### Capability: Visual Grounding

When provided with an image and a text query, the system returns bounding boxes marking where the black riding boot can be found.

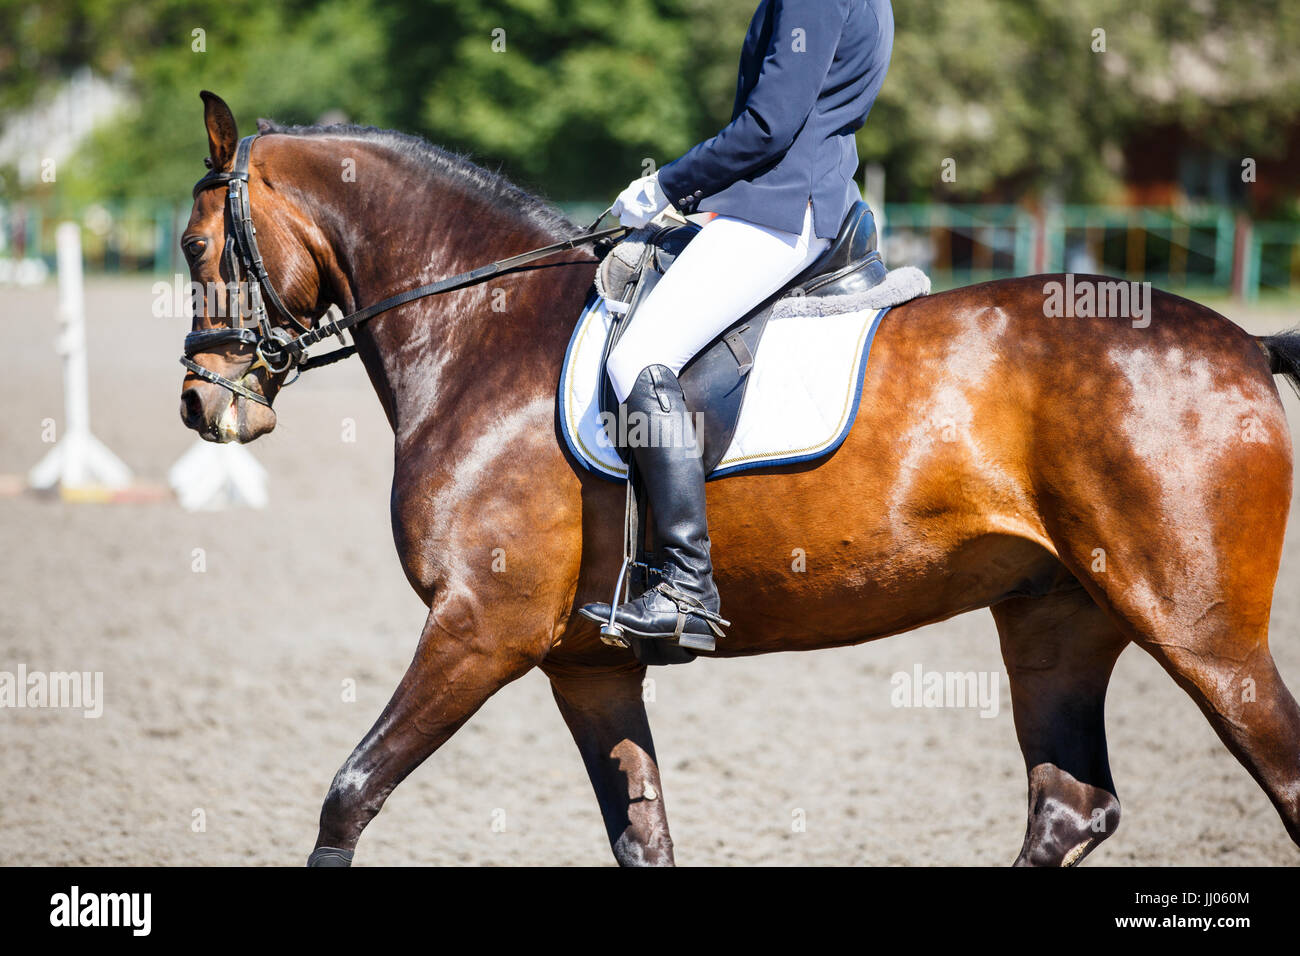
[580,365,728,651]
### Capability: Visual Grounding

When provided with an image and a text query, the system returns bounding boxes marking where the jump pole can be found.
[28,222,133,491]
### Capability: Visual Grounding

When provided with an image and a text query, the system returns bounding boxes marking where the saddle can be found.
[594,202,888,666]
[597,201,888,475]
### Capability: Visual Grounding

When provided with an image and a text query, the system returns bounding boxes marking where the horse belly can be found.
[702,310,1052,655]
[706,493,1053,655]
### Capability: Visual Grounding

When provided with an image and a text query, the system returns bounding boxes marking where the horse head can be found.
[179,91,338,442]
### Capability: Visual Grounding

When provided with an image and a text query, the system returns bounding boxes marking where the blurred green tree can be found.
[33,0,397,203]
[384,0,701,199]
[3,0,1300,205]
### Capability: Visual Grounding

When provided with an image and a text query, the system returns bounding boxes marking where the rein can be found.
[182,133,627,407]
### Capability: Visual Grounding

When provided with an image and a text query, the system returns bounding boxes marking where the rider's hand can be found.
[612,172,669,228]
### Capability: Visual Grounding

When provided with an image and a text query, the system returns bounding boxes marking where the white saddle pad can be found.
[558,266,929,480]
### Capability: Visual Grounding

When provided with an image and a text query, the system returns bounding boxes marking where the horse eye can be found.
[184,238,207,259]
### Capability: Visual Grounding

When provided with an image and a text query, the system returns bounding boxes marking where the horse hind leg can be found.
[1128,613,1300,849]
[1047,410,1300,853]
[991,580,1129,866]
[1079,568,1300,851]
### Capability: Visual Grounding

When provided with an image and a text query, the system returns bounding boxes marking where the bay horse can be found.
[179,92,1300,866]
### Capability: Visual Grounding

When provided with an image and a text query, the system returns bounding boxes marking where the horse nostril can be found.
[181,388,204,428]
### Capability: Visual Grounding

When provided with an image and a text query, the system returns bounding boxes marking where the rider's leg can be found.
[605,205,828,402]
[584,206,828,646]
[585,362,725,648]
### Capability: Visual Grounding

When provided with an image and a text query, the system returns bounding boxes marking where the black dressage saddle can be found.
[597,200,888,476]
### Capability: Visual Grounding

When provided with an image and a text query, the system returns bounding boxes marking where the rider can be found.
[582,0,894,645]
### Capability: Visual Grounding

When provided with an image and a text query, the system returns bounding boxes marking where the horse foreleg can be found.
[546,662,674,866]
[991,583,1129,867]
[310,597,545,866]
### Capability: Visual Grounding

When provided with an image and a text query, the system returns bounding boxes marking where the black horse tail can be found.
[1259,329,1300,399]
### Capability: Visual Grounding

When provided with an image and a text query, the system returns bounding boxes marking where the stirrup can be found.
[598,471,642,650]
[598,554,634,649]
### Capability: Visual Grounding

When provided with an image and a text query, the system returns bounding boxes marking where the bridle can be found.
[182,133,626,407]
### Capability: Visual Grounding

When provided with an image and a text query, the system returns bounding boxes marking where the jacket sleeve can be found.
[657,0,848,213]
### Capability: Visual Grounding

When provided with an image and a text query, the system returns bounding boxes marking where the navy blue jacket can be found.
[657,0,893,240]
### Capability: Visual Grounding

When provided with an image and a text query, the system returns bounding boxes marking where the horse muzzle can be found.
[180,376,276,443]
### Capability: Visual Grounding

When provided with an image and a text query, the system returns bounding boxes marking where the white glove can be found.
[611,172,669,228]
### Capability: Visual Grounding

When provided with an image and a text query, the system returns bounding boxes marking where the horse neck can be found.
[297,139,591,448]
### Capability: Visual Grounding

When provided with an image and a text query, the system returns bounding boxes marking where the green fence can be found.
[880,204,1300,301]
[4,199,1300,302]
[0,199,190,277]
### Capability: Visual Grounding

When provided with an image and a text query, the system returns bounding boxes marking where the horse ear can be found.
[256,117,275,134]
[200,91,238,171]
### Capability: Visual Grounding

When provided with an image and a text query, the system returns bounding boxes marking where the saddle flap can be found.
[595,202,891,477]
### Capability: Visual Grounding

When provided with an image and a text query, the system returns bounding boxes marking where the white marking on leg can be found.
[336,767,371,794]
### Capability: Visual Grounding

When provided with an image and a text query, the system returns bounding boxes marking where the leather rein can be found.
[182,133,627,407]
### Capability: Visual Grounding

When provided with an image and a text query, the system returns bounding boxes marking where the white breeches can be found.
[606,204,830,403]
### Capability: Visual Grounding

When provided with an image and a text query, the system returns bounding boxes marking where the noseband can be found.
[182,133,626,407]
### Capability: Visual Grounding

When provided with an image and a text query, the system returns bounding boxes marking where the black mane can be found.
[258,120,576,235]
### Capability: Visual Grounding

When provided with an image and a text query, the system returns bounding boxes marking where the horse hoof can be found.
[307,846,354,867]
